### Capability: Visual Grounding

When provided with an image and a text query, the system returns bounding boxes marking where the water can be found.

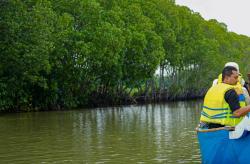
[0,100,202,163]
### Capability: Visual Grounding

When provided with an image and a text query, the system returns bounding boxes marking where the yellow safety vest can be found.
[217,73,246,107]
[200,83,244,127]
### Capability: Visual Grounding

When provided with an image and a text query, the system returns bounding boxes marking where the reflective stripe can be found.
[203,106,229,111]
[230,116,241,118]
[201,111,210,118]
[201,111,228,119]
[211,112,228,118]
[212,116,227,119]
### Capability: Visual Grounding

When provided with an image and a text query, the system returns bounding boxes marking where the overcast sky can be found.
[175,0,250,36]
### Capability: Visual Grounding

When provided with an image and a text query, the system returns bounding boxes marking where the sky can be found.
[175,0,250,37]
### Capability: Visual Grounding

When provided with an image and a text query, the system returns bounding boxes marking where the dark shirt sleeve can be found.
[224,89,240,112]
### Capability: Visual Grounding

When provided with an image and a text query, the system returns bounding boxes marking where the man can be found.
[212,62,250,105]
[200,66,250,129]
[212,62,248,90]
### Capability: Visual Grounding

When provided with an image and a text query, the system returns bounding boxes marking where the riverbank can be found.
[0,90,206,113]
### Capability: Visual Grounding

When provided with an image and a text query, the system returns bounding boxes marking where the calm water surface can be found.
[0,100,202,163]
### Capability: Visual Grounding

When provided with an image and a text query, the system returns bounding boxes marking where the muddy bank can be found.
[86,89,207,108]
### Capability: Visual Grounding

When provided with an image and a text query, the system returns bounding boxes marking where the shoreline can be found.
[0,94,205,113]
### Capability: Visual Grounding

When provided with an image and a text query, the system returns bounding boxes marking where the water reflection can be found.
[0,100,202,163]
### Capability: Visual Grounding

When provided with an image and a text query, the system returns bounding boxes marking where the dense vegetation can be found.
[1,0,250,111]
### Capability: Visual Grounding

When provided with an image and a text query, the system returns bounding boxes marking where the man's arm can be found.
[225,89,250,117]
[233,106,250,117]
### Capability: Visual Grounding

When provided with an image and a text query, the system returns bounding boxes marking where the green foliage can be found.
[0,0,55,110]
[1,0,250,111]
